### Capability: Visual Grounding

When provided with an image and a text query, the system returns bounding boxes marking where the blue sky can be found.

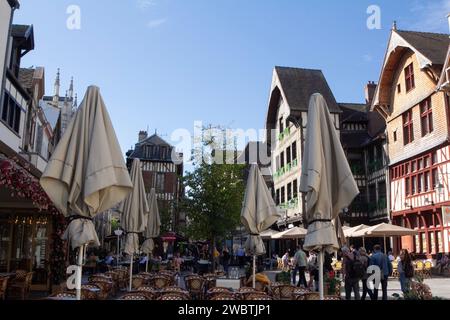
[15,0,450,169]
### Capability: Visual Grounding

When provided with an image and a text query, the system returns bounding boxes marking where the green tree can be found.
[182,125,245,271]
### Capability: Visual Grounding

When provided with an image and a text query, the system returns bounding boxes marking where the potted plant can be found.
[324,271,341,296]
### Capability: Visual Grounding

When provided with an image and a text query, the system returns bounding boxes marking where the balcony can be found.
[274,158,298,180]
[277,127,291,142]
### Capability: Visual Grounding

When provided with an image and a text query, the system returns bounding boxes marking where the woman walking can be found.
[398,249,414,294]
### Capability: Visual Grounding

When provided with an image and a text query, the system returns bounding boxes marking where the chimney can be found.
[365,81,377,106]
[138,130,148,142]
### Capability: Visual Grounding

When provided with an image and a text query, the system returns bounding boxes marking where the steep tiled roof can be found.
[275,66,340,113]
[396,30,450,65]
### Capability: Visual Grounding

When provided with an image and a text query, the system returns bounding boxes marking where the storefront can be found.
[0,154,67,292]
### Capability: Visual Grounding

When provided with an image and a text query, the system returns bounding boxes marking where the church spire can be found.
[53,68,60,106]
[73,93,78,109]
[68,76,74,99]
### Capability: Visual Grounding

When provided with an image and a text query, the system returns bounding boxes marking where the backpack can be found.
[350,255,366,279]
[404,262,414,278]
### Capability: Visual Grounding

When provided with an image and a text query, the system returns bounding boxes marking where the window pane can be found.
[14,105,20,133]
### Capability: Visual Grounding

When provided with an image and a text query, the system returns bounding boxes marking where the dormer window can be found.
[405,63,415,92]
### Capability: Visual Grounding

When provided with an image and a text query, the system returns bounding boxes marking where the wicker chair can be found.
[119,292,150,300]
[324,295,342,300]
[81,284,101,300]
[202,274,217,291]
[158,293,187,300]
[0,277,8,300]
[423,261,432,278]
[131,275,146,289]
[152,275,171,289]
[237,287,257,300]
[207,287,233,299]
[136,286,159,299]
[272,284,295,300]
[303,292,320,300]
[415,261,424,277]
[210,293,236,301]
[90,280,113,300]
[8,271,33,300]
[293,287,311,300]
[160,286,190,298]
[47,292,77,300]
[104,271,120,294]
[246,293,273,301]
[392,261,399,278]
[185,276,205,300]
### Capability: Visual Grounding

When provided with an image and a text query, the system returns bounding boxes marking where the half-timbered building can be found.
[371,25,450,257]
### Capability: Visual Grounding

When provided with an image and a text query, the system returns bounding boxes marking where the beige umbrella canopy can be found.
[352,223,418,238]
[40,85,133,299]
[118,158,149,291]
[260,229,278,240]
[119,158,149,255]
[272,227,307,239]
[344,224,370,238]
[141,188,161,255]
[299,93,359,299]
[241,163,281,288]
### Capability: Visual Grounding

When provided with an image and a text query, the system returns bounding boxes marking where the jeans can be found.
[399,272,411,294]
[345,278,360,300]
[368,278,388,300]
[361,278,372,300]
[292,266,307,287]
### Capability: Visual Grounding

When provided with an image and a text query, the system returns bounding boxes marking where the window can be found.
[393,130,397,142]
[280,152,285,168]
[424,171,430,191]
[281,187,285,204]
[418,173,424,193]
[1,91,22,134]
[411,176,417,194]
[287,183,292,201]
[293,179,298,198]
[279,118,284,134]
[420,98,433,136]
[292,141,297,160]
[276,156,280,171]
[405,177,410,196]
[403,110,414,145]
[397,84,401,93]
[155,173,165,193]
[432,169,439,189]
[276,189,280,205]
[405,63,415,92]
[286,146,291,165]
[36,125,43,156]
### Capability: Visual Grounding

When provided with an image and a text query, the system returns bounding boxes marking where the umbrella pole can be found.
[363,237,365,249]
[76,244,84,300]
[146,253,149,273]
[319,250,324,300]
[384,235,387,254]
[129,254,133,292]
[252,255,256,289]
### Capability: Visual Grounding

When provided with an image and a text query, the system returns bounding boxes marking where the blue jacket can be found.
[369,251,390,279]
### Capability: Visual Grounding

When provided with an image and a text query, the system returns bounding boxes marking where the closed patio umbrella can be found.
[241,164,281,288]
[260,229,278,240]
[40,86,133,300]
[299,93,359,300]
[141,188,161,272]
[351,223,418,253]
[119,158,149,291]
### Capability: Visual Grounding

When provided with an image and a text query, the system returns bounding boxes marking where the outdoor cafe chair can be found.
[158,293,187,300]
[81,284,101,300]
[391,261,399,278]
[151,275,171,289]
[246,293,273,301]
[131,275,146,289]
[46,292,77,300]
[119,292,150,300]
[415,261,425,277]
[8,271,33,300]
[160,287,190,299]
[423,261,432,278]
[185,276,205,300]
[303,292,320,300]
[236,287,257,299]
[0,277,8,300]
[207,287,233,299]
[209,293,236,301]
[271,284,296,300]
[90,279,113,299]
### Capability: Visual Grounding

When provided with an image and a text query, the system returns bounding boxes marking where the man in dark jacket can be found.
[368,244,389,300]
[342,246,361,300]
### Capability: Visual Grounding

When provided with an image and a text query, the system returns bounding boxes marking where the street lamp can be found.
[114,229,123,266]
